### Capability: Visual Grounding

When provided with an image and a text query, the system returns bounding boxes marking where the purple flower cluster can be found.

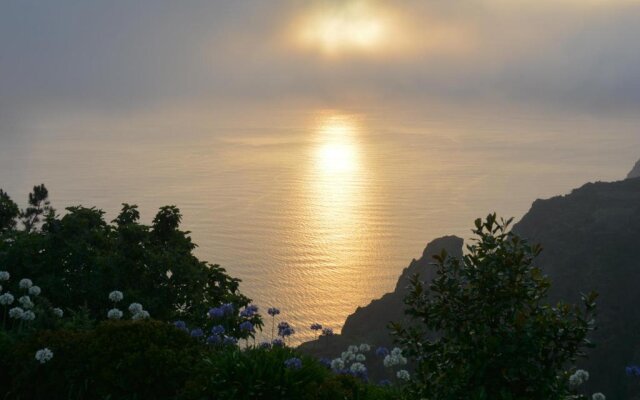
[173,320,188,332]
[375,346,389,358]
[627,365,640,376]
[211,325,225,336]
[267,307,280,316]
[310,323,322,331]
[240,304,258,317]
[272,338,284,347]
[239,321,255,333]
[284,357,302,370]
[190,328,204,338]
[277,322,295,338]
[321,328,334,336]
[208,303,234,318]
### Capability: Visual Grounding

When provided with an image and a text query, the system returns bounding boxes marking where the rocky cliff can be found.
[300,178,640,399]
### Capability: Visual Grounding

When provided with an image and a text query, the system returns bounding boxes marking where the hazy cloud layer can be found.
[1,0,640,136]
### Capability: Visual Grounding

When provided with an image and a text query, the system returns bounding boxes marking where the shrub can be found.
[5,320,200,400]
[392,214,597,400]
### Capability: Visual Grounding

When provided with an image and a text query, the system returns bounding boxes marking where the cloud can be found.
[1,0,639,138]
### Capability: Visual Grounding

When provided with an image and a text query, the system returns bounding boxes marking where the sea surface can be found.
[1,107,638,344]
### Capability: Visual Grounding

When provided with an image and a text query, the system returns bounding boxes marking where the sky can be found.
[1,0,640,139]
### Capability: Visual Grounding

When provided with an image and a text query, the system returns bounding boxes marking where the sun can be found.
[296,1,390,55]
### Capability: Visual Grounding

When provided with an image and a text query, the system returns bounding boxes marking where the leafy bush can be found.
[0,185,259,331]
[182,345,396,400]
[5,320,200,400]
[392,214,597,400]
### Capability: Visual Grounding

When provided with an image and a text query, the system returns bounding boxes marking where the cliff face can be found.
[298,236,463,357]
[628,159,640,179]
[512,179,640,399]
[300,178,640,399]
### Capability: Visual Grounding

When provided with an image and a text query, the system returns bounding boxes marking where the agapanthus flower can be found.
[221,303,234,316]
[174,320,187,330]
[592,393,606,400]
[132,310,150,320]
[359,344,370,352]
[356,354,366,362]
[375,347,389,358]
[52,308,64,318]
[330,358,345,372]
[310,323,322,331]
[271,338,284,347]
[22,310,35,321]
[239,321,255,332]
[277,321,294,337]
[267,307,280,316]
[19,278,33,289]
[208,307,224,318]
[18,295,33,309]
[284,357,302,370]
[396,369,410,381]
[207,334,221,345]
[569,369,589,387]
[128,303,143,314]
[348,345,359,354]
[28,286,41,296]
[223,336,238,346]
[626,365,640,376]
[190,328,204,338]
[35,348,53,364]
[107,308,123,320]
[240,304,258,317]
[350,362,366,374]
[0,271,9,281]
[383,349,408,368]
[259,341,271,349]
[0,292,14,305]
[9,307,24,319]
[341,351,356,362]
[211,325,225,335]
[321,328,334,336]
[108,290,123,302]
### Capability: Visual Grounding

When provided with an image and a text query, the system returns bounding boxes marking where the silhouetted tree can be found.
[20,184,54,232]
[0,189,19,232]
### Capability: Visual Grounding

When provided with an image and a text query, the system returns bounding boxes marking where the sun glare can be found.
[315,115,359,174]
[296,1,390,55]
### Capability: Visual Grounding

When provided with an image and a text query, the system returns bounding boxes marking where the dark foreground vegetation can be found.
[0,185,605,399]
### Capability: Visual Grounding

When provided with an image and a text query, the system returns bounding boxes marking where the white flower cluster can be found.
[331,358,345,371]
[29,286,41,296]
[331,343,371,373]
[350,362,366,374]
[396,369,410,381]
[592,393,605,400]
[383,347,407,368]
[129,302,150,320]
[0,271,10,281]
[35,348,54,364]
[19,295,34,309]
[19,278,33,289]
[107,308,124,320]
[108,290,123,303]
[0,292,14,305]
[52,308,64,318]
[569,369,589,387]
[9,307,24,319]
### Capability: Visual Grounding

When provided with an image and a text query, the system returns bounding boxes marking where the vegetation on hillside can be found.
[0,186,605,399]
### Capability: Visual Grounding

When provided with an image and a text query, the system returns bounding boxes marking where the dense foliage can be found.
[392,214,598,400]
[0,185,257,330]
